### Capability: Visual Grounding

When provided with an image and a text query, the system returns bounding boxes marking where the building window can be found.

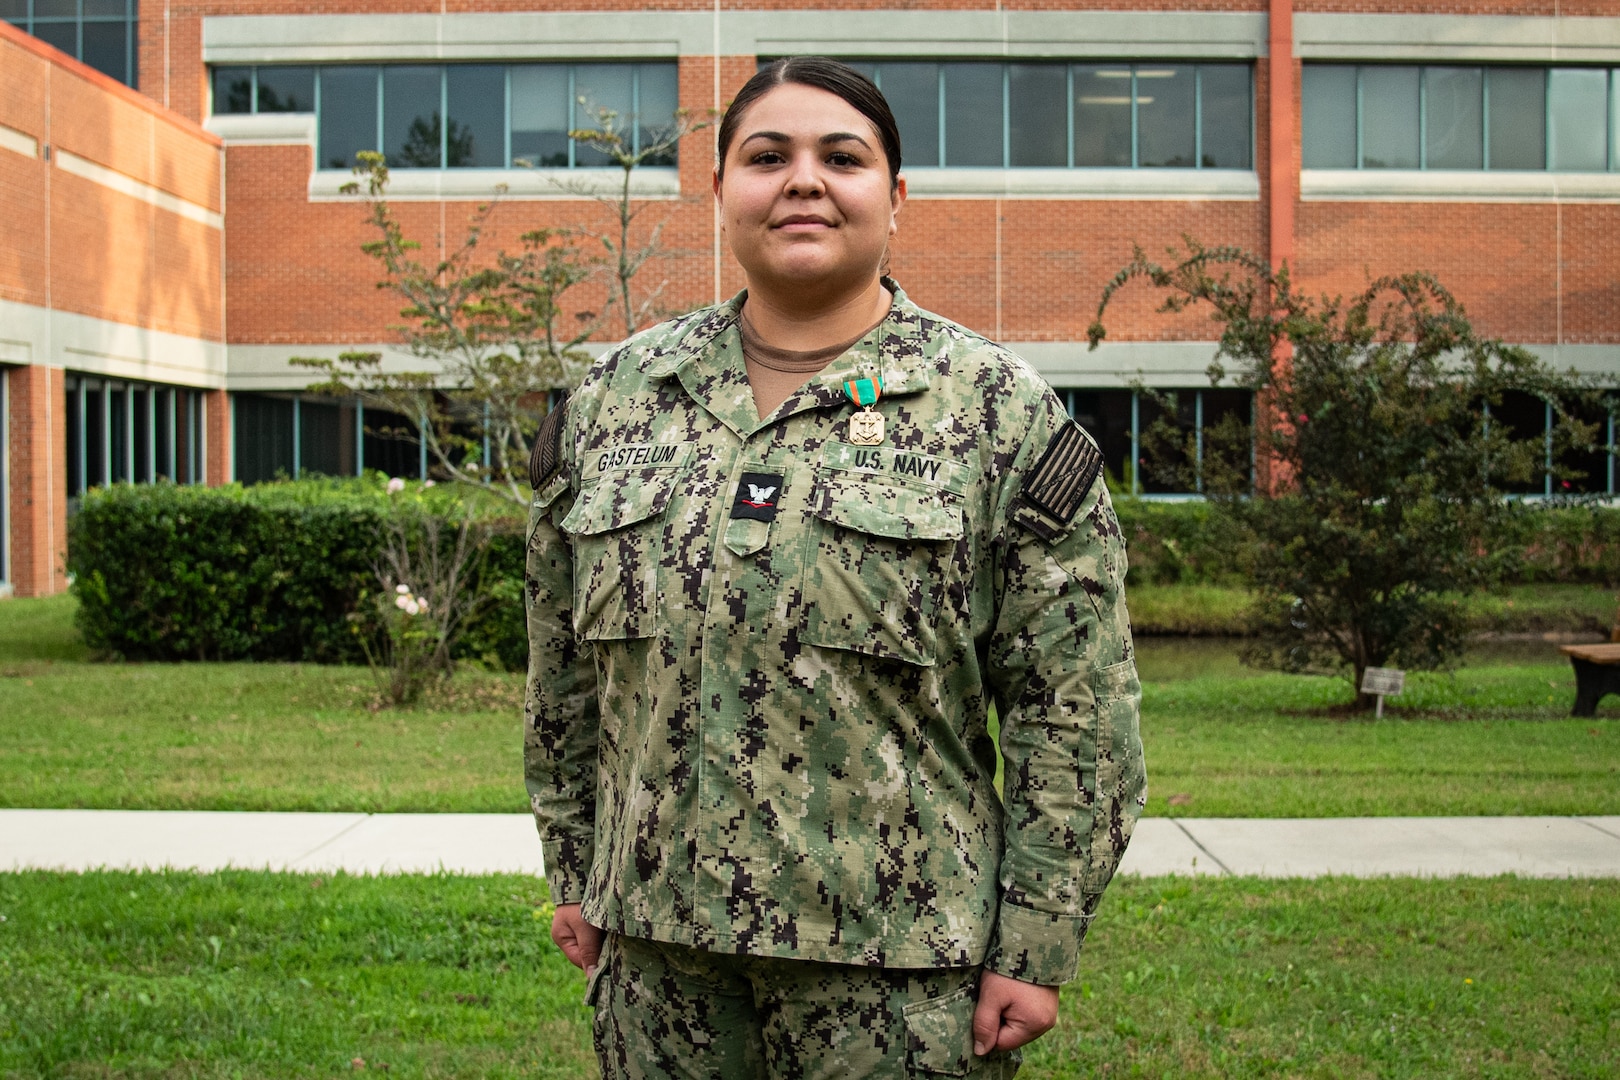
[1303,64,1620,172]
[63,375,207,498]
[834,60,1252,170]
[5,0,138,86]
[1061,388,1254,497]
[230,393,426,485]
[1488,391,1618,497]
[209,62,681,172]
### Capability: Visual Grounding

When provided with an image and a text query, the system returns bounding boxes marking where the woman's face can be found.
[714,82,905,297]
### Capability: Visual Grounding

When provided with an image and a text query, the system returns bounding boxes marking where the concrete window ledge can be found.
[205,112,316,146]
[306,167,681,202]
[904,168,1260,201]
[1303,169,1620,204]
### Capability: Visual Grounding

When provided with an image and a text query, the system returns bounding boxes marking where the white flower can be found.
[416,599,430,613]
[386,477,405,494]
[395,594,411,611]
[395,584,411,595]
[423,479,436,488]
[404,600,421,616]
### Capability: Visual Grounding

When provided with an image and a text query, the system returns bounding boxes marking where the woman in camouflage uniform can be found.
[525,57,1145,1078]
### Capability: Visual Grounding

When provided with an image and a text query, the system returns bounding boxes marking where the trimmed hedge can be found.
[68,478,528,668]
[65,480,1619,664]
[1114,495,1620,588]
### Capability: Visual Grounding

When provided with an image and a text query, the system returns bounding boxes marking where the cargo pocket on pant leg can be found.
[902,983,1021,1077]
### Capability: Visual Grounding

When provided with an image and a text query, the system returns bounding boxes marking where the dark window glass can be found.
[300,399,345,477]
[1137,65,1195,167]
[1139,391,1197,494]
[362,407,421,480]
[257,66,314,113]
[881,63,939,168]
[319,66,379,170]
[213,67,253,114]
[1068,391,1133,488]
[1487,67,1545,170]
[154,389,172,482]
[1302,65,1357,169]
[1008,63,1066,167]
[510,63,570,167]
[1559,398,1612,494]
[1425,66,1483,169]
[384,65,442,169]
[84,388,104,489]
[1361,66,1420,168]
[445,64,504,167]
[65,382,82,497]
[1199,64,1251,168]
[132,388,150,485]
[943,63,1002,167]
[1073,65,1133,167]
[573,63,633,166]
[79,21,126,85]
[637,63,680,165]
[1491,391,1548,495]
[34,0,76,17]
[1,1,29,20]
[31,22,77,57]
[109,388,127,484]
[1548,68,1607,171]
[84,0,127,15]
[233,394,295,485]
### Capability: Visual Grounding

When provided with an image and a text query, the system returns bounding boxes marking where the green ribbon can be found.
[843,377,882,407]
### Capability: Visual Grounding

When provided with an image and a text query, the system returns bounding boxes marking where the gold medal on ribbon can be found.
[844,377,885,446]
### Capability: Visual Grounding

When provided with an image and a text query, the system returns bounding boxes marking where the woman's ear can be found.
[890,174,907,236]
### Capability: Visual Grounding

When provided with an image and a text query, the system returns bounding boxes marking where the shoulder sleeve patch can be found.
[528,404,566,491]
[1022,420,1104,526]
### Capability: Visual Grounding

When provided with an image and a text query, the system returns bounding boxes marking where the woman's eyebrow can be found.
[737,131,874,150]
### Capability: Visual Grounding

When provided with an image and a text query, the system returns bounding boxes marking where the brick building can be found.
[3,2,1618,596]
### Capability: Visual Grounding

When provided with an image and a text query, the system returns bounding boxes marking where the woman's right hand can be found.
[551,903,605,975]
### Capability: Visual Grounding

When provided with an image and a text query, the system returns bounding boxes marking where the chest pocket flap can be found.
[812,475,963,541]
[559,470,679,640]
[801,474,965,667]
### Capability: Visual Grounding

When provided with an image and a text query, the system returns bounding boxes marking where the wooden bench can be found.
[1559,643,1620,717]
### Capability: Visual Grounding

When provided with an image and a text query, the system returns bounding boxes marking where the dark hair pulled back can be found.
[716,57,902,189]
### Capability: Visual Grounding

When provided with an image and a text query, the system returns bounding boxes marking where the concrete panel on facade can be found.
[1296,14,1620,64]
[202,11,1269,65]
[1303,170,1620,204]
[905,168,1260,201]
[306,165,683,202]
[0,298,226,388]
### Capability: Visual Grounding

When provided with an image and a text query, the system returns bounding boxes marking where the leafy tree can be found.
[295,104,709,507]
[559,102,714,338]
[1090,240,1607,708]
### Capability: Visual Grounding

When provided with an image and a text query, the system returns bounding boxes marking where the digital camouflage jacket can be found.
[524,283,1145,986]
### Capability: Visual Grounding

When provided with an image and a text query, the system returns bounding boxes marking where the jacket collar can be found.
[643,278,936,406]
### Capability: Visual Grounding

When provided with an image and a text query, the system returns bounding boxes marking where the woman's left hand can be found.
[972,970,1059,1055]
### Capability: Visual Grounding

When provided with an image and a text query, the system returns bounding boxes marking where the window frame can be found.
[6,0,138,87]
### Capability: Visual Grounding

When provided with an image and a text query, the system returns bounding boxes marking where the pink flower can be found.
[386,477,406,494]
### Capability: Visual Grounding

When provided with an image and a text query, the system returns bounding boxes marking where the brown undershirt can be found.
[740,308,886,419]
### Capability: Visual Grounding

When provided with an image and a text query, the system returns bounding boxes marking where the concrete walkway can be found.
[4,810,1620,878]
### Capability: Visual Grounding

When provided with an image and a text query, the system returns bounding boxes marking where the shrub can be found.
[68,477,527,668]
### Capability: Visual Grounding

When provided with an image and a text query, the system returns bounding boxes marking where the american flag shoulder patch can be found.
[529,405,566,490]
[1022,421,1103,525]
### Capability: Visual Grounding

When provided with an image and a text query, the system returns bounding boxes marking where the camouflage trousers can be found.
[588,933,1023,1080]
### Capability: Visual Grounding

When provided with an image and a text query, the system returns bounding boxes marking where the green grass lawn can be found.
[1,871,1614,1079]
[3,592,1618,817]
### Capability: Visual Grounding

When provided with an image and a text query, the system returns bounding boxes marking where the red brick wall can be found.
[137,4,1619,354]
[6,365,69,597]
[0,22,225,341]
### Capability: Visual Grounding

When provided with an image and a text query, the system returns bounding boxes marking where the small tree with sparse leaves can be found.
[1091,239,1608,709]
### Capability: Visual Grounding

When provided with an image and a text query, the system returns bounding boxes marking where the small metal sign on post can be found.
[1361,667,1406,718]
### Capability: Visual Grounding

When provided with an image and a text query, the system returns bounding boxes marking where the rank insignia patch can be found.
[529,404,566,490]
[731,472,784,522]
[1022,420,1103,525]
